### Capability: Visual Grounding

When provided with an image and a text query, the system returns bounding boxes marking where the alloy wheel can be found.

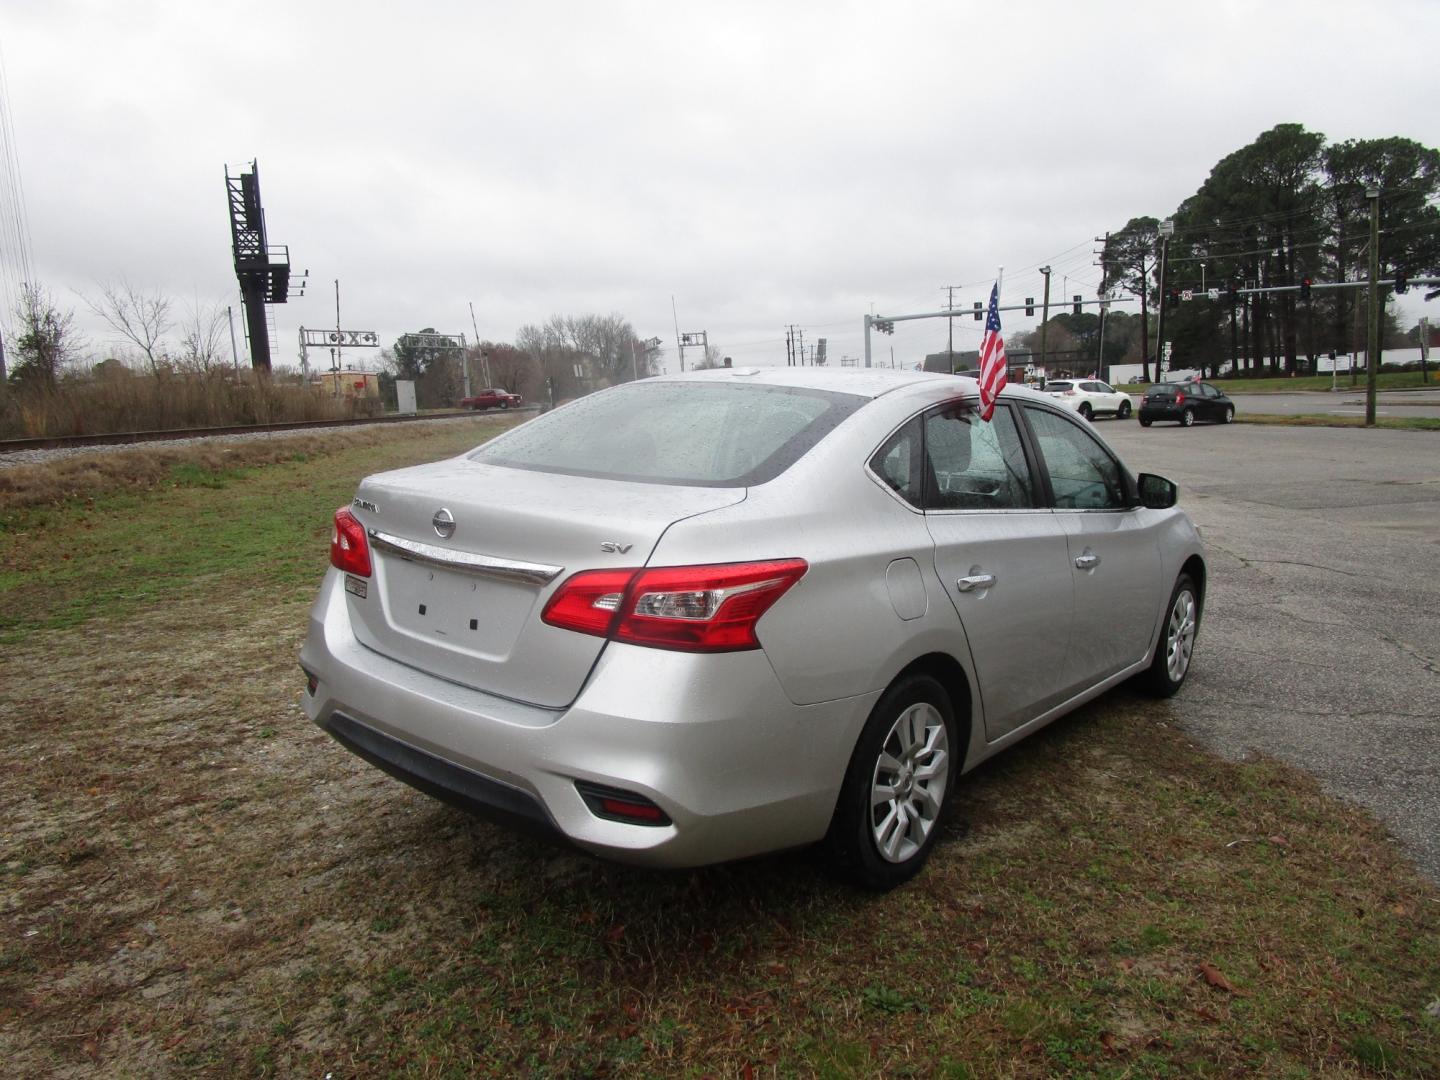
[870,702,950,863]
[1165,588,1197,682]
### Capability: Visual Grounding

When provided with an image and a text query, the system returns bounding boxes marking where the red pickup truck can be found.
[460,388,523,411]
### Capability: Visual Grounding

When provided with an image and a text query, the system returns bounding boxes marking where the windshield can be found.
[469,380,867,487]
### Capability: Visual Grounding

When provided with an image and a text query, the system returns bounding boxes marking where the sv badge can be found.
[600,541,633,554]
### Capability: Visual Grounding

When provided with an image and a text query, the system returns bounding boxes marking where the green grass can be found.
[0,421,504,643]
[1122,370,1437,395]
[1237,413,1440,431]
[2,423,1439,1077]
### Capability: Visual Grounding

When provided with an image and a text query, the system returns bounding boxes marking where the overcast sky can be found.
[3,0,1438,372]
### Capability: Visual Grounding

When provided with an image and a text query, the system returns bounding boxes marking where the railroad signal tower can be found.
[225,160,294,373]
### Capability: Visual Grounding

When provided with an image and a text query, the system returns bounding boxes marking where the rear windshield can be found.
[1149,383,1184,393]
[468,380,867,487]
[1047,381,1073,391]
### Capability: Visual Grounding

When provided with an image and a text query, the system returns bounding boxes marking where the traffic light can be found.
[1227,282,1240,306]
[1025,297,1035,317]
[1395,269,1409,294]
[873,319,894,335]
[1072,294,1082,315]
[973,302,983,321]
[1167,288,1180,310]
[1299,277,1313,300]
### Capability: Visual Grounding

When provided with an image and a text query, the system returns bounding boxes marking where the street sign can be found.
[1207,288,1220,301]
[1181,290,1194,302]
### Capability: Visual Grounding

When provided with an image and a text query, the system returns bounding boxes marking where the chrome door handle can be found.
[1074,550,1101,571]
[956,573,997,593]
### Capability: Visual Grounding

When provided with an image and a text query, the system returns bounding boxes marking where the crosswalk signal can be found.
[1395,269,1410,294]
[973,302,983,321]
[1072,294,1082,315]
[1025,297,1035,317]
[1299,277,1313,300]
[1227,282,1240,306]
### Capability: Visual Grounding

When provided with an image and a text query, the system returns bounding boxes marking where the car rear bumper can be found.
[1139,404,1184,421]
[299,571,876,868]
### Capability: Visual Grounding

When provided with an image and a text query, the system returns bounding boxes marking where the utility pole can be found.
[469,301,490,386]
[1365,187,1380,426]
[227,304,242,377]
[1038,266,1053,372]
[1153,218,1175,378]
[944,285,957,367]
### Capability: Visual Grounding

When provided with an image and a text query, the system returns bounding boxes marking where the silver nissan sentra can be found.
[300,368,1205,889]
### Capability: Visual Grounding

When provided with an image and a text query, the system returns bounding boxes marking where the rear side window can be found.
[871,418,922,504]
[923,404,1035,511]
[470,380,866,487]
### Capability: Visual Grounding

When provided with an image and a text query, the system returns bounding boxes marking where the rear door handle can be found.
[956,573,997,593]
[1074,549,1101,571]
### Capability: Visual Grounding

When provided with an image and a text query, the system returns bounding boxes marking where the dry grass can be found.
[0,416,515,513]
[0,369,372,441]
[2,424,1438,1077]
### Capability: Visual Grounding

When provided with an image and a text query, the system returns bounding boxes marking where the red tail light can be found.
[1063,389,1077,396]
[542,559,808,653]
[330,507,372,577]
[1174,391,1186,405]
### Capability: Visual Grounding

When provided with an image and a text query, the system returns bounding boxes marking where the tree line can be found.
[382,312,668,409]
[1098,124,1438,380]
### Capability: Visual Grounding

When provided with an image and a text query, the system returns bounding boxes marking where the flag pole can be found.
[996,265,1004,301]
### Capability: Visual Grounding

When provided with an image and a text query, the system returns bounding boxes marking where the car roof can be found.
[653,366,1056,405]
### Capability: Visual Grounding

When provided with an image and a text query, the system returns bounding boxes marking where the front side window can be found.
[923,403,1035,510]
[1024,407,1128,510]
[470,381,866,487]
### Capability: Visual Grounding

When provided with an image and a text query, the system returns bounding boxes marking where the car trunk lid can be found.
[344,456,745,708]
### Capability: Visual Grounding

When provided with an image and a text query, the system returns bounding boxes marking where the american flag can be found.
[977,282,1007,421]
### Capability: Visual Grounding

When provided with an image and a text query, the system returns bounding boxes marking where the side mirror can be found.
[1137,473,1178,510]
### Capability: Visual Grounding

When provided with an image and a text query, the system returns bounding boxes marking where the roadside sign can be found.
[1181,290,1194,301]
[1207,288,1220,301]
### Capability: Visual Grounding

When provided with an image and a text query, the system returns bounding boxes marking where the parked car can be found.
[301,370,1205,889]
[1139,382,1235,427]
[1046,379,1133,421]
[461,388,523,410]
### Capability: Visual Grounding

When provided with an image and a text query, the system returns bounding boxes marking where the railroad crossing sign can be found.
[300,328,378,348]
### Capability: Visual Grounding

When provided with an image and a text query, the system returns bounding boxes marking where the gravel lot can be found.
[1101,420,1440,880]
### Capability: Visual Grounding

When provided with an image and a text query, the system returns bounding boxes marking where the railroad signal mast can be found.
[225,160,299,373]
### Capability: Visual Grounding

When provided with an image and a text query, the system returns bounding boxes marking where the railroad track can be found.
[0,406,538,455]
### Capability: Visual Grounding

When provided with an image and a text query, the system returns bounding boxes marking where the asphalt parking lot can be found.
[1101,419,1440,881]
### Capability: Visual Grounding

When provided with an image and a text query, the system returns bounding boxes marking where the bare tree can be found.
[10,282,80,390]
[475,342,540,397]
[87,280,172,374]
[178,300,231,375]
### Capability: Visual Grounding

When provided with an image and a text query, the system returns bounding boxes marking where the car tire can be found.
[1180,408,1195,427]
[1118,400,1132,420]
[1139,417,1152,427]
[1222,406,1234,424]
[1142,573,1200,698]
[822,674,958,891]
[1078,403,1093,421]
[499,401,510,410]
